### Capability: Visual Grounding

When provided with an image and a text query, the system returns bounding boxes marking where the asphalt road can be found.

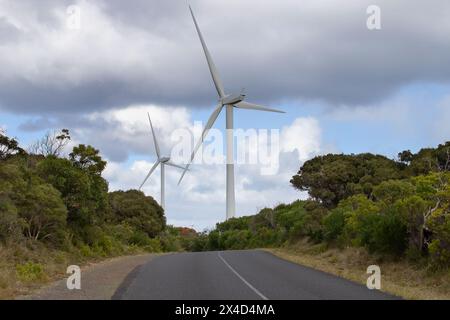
[115,250,397,300]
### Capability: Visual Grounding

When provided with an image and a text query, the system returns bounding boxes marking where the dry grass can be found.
[265,239,450,300]
[1,243,65,299]
[0,241,145,300]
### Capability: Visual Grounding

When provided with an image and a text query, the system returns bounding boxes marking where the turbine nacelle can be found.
[221,93,245,106]
[139,113,187,210]
[159,156,170,163]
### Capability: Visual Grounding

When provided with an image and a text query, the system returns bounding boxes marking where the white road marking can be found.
[218,252,269,300]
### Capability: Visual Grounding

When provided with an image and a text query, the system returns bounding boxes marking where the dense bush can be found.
[290,153,406,208]
[0,162,67,243]
[0,131,168,257]
[2,129,450,270]
[108,190,165,238]
[202,142,450,268]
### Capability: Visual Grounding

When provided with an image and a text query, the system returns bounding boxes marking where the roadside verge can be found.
[265,243,450,300]
[17,254,156,300]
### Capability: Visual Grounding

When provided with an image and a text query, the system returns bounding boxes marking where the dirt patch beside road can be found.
[17,254,157,300]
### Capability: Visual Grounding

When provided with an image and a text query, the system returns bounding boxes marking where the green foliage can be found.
[108,190,165,237]
[18,183,67,242]
[159,232,183,252]
[203,200,326,251]
[204,170,449,263]
[0,131,25,160]
[290,153,405,208]
[69,144,106,175]
[373,180,415,205]
[0,200,21,243]
[2,129,450,275]
[0,132,170,260]
[323,208,346,242]
[37,155,109,233]
[426,182,450,266]
[16,262,46,282]
[407,142,450,175]
[398,150,414,164]
[394,195,428,252]
[0,162,67,243]
[360,209,407,255]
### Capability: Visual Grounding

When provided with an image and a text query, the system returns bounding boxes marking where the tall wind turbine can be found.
[179,6,285,220]
[139,113,187,210]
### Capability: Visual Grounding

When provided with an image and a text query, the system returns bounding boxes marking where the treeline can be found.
[0,129,192,258]
[197,142,450,268]
[2,128,450,270]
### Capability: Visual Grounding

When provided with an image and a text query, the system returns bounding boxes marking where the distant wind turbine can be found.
[179,6,285,220]
[139,113,187,210]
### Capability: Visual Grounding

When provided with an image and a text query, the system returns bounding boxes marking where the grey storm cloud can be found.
[1,0,450,114]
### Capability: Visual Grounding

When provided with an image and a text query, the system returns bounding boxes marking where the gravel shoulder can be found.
[17,254,157,300]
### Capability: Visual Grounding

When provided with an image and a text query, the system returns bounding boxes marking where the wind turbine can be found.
[139,113,187,210]
[179,6,285,220]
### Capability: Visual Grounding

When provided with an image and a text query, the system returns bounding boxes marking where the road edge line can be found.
[217,252,269,300]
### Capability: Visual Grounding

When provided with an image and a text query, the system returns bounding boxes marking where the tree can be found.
[0,162,67,243]
[36,157,108,231]
[0,200,21,243]
[398,150,414,164]
[0,164,23,242]
[28,129,71,157]
[69,144,106,175]
[0,163,26,243]
[407,141,450,175]
[18,183,67,241]
[394,195,430,253]
[109,190,166,237]
[373,180,415,205]
[0,131,25,160]
[331,194,407,254]
[427,184,450,265]
[408,172,450,260]
[290,153,405,208]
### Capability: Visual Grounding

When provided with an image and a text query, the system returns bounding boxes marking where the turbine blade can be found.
[189,5,225,98]
[148,113,161,158]
[139,160,160,190]
[235,101,285,113]
[178,103,223,185]
[165,161,188,171]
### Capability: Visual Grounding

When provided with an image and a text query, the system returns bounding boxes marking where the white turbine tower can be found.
[179,6,285,220]
[139,113,187,210]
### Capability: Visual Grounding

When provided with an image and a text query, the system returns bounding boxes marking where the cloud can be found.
[102,112,323,229]
[281,117,322,162]
[1,0,450,114]
[27,104,192,162]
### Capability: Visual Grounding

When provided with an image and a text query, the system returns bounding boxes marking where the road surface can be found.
[114,250,396,300]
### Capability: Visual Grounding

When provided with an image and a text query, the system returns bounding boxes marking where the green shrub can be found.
[159,234,182,252]
[143,238,162,253]
[129,231,154,247]
[359,210,407,255]
[108,223,135,244]
[108,190,165,238]
[79,244,93,257]
[323,208,345,242]
[16,262,46,282]
[428,206,450,266]
[92,235,117,256]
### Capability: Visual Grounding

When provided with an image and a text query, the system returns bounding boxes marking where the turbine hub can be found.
[160,157,170,163]
[221,93,245,106]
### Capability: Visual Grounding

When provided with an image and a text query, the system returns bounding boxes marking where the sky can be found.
[1,0,450,230]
